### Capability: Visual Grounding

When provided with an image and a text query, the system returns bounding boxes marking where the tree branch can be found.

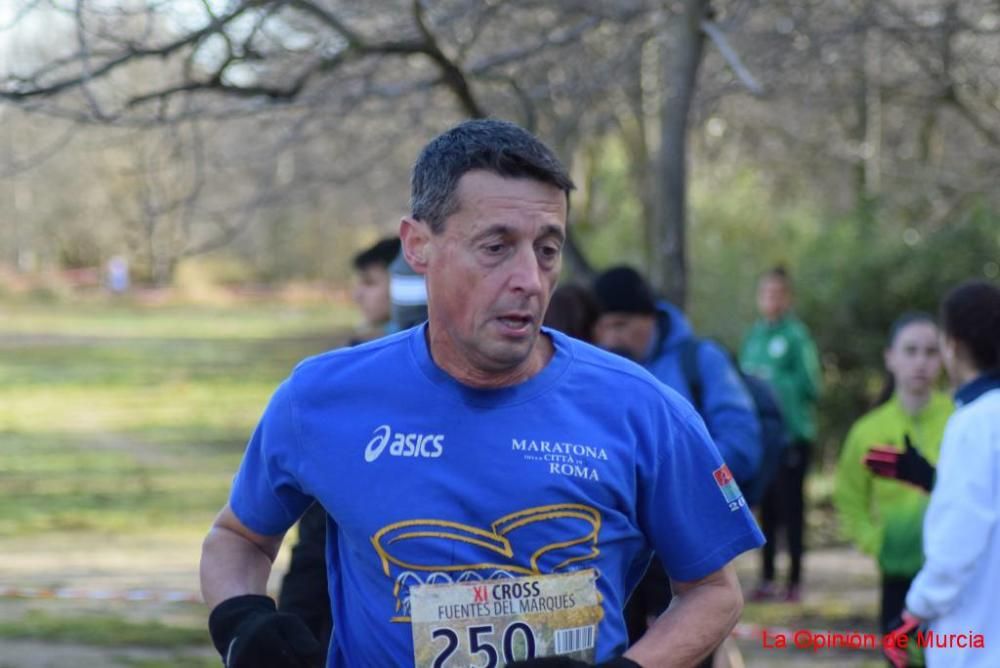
[1,2,254,102]
[410,0,484,118]
[701,19,764,96]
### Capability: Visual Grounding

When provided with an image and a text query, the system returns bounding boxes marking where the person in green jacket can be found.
[740,266,822,602]
[834,312,953,645]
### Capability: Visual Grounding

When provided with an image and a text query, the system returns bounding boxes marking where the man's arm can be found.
[200,504,324,667]
[623,563,743,668]
[201,503,286,608]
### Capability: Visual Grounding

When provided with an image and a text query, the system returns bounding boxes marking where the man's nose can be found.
[508,245,544,295]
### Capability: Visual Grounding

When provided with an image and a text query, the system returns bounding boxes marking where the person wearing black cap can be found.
[592,265,762,648]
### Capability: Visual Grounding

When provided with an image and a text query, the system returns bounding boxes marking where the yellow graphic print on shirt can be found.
[370,503,602,622]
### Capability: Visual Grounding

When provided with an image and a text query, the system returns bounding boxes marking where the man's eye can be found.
[484,244,505,254]
[538,245,561,259]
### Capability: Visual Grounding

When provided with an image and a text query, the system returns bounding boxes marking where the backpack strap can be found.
[679,337,704,412]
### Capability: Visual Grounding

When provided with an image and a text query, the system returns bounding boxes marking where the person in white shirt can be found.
[883,280,1000,668]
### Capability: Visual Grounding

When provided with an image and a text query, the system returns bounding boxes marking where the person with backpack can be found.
[834,313,953,662]
[740,266,822,603]
[679,338,789,510]
[591,265,762,649]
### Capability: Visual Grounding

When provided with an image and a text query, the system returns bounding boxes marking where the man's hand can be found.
[208,594,323,668]
[882,610,922,668]
[505,657,642,667]
[863,435,935,491]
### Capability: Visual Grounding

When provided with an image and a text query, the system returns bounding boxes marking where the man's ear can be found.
[399,216,430,274]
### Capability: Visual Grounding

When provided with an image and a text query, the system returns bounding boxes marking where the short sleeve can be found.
[229,378,314,536]
[635,388,765,582]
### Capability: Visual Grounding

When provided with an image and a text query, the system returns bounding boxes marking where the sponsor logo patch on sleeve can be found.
[713,464,746,511]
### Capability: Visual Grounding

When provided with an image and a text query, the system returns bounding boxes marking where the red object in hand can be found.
[864,445,900,475]
[882,610,921,668]
[863,435,935,492]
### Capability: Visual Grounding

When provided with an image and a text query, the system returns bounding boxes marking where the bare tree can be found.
[2,1,661,281]
[5,0,995,295]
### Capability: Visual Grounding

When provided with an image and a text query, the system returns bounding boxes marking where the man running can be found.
[200,118,764,668]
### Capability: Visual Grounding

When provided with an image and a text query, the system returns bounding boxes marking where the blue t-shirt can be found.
[230,325,764,666]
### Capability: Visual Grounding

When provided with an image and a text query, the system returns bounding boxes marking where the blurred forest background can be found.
[1,2,998,665]
[1,0,999,458]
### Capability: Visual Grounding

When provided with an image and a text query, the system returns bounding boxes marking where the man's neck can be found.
[425,328,553,389]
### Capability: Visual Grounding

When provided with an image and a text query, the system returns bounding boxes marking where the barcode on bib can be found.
[554,625,596,654]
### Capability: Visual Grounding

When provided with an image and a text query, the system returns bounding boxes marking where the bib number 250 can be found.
[431,622,536,668]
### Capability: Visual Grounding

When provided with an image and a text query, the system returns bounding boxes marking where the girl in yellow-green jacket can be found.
[835,313,953,639]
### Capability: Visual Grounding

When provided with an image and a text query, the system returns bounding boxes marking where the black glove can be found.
[863,434,935,492]
[208,594,323,668]
[882,610,921,668]
[505,657,642,667]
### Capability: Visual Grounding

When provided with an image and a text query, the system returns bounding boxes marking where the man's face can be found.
[885,321,941,396]
[757,276,791,321]
[351,264,391,327]
[406,170,567,377]
[593,312,656,361]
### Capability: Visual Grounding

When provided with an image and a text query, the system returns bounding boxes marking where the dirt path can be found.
[0,529,292,668]
[731,548,883,667]
[0,639,217,668]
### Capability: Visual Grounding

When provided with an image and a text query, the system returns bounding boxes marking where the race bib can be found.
[410,570,603,667]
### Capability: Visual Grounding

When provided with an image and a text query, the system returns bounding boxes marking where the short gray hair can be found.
[410,119,575,233]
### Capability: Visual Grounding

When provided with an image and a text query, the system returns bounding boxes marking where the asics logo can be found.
[364,424,445,462]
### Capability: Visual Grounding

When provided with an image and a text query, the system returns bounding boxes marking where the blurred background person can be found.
[543,282,601,342]
[834,312,952,655]
[278,235,426,659]
[740,265,822,602]
[885,281,1000,668]
[105,255,130,294]
[348,236,400,342]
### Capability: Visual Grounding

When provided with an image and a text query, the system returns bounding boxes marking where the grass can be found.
[0,299,353,538]
[0,297,352,656]
[0,610,208,648]
[0,298,355,339]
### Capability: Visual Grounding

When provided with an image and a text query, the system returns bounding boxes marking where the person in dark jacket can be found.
[592,266,761,648]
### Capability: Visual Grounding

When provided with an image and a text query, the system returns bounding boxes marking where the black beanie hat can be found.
[592,265,657,315]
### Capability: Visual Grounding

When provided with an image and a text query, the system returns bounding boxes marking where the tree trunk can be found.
[651,0,707,309]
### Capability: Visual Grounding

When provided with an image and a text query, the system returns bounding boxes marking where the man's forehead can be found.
[454,170,567,212]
